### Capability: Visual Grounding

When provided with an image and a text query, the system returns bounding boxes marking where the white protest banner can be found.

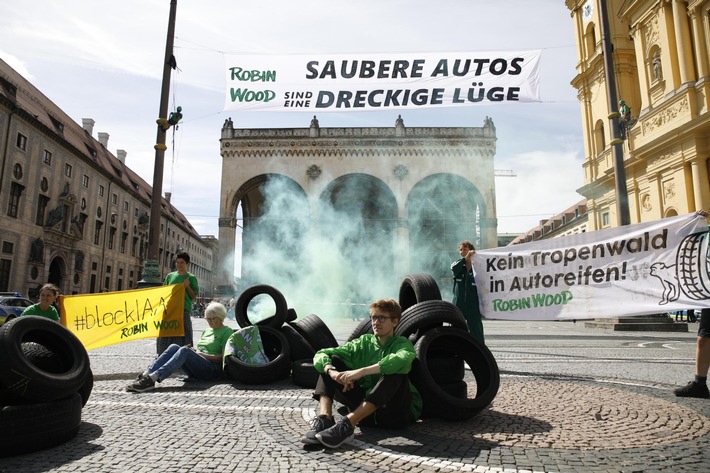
[223,51,541,113]
[473,213,710,320]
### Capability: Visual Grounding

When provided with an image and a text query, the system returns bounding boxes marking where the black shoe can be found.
[674,381,710,398]
[301,415,335,445]
[126,375,156,393]
[315,417,355,448]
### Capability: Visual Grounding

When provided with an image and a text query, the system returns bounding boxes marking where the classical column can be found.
[216,217,237,295]
[690,158,710,211]
[689,7,709,78]
[671,0,696,84]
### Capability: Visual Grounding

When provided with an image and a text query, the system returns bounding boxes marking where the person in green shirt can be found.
[302,298,422,448]
[127,301,233,393]
[21,283,60,322]
[157,251,199,354]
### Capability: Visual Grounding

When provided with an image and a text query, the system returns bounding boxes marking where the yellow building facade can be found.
[566,0,710,228]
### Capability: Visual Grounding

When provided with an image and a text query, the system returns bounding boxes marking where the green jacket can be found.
[313,334,422,420]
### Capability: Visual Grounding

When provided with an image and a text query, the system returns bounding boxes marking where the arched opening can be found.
[48,257,65,290]
[594,119,605,155]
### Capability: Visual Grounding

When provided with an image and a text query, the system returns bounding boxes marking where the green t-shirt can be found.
[314,334,422,420]
[164,271,199,311]
[197,325,234,356]
[22,304,60,321]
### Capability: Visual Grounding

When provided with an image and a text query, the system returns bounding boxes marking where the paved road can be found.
[1,316,709,472]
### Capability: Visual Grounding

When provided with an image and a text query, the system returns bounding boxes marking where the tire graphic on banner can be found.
[676,231,710,300]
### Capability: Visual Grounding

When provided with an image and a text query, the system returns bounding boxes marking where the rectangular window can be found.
[64,163,72,177]
[90,274,97,293]
[93,221,103,245]
[1,241,13,253]
[7,182,24,218]
[108,227,116,250]
[35,195,50,226]
[98,185,104,197]
[123,201,129,211]
[132,237,138,256]
[120,232,127,253]
[16,133,27,150]
[82,174,89,187]
[92,261,98,271]
[602,212,610,227]
[43,150,52,165]
[112,193,118,205]
[0,259,11,292]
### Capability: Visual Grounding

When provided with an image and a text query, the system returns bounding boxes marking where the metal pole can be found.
[139,0,178,286]
[599,0,630,226]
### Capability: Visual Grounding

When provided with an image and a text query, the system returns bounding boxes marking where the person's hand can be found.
[183,279,191,288]
[696,209,709,218]
[466,249,475,258]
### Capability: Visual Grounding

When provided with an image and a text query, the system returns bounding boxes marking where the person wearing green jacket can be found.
[157,251,199,354]
[452,240,484,343]
[302,298,422,448]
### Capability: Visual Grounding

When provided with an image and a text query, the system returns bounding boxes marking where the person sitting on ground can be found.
[301,298,422,448]
[21,283,60,322]
[127,301,234,393]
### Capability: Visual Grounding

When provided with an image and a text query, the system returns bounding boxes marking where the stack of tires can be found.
[0,316,93,457]
[224,285,337,386]
[347,274,500,421]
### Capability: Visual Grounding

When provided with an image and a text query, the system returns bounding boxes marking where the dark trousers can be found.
[313,356,412,428]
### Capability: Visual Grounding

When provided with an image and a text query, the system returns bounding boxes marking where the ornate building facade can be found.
[217,116,499,295]
[0,59,214,298]
[566,0,710,228]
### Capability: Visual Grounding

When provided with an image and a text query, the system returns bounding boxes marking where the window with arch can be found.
[593,119,605,155]
[584,22,597,59]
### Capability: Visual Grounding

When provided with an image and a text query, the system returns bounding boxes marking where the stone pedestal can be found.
[584,316,688,332]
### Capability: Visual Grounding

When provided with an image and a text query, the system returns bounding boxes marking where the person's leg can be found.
[180,351,221,381]
[183,309,194,347]
[675,308,710,398]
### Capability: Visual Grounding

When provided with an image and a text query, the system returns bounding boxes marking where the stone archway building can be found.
[216,116,498,296]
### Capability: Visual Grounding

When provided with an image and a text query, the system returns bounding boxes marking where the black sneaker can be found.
[126,375,156,393]
[301,415,335,445]
[674,381,710,398]
[315,417,355,448]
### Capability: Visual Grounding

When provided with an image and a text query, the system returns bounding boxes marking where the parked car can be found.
[0,296,34,326]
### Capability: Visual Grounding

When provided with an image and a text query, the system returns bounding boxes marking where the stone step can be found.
[585,317,688,332]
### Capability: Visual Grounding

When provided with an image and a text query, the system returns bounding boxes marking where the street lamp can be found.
[139,0,178,287]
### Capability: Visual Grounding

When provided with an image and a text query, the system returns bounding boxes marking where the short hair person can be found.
[302,299,422,448]
[127,301,233,392]
[157,251,199,354]
[451,240,484,343]
[21,283,60,321]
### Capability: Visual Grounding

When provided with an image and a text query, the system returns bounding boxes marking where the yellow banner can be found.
[60,284,185,350]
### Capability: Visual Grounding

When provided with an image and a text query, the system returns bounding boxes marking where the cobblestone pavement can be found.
[1,318,709,472]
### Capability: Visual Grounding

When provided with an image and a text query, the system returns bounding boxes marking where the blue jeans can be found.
[148,344,221,382]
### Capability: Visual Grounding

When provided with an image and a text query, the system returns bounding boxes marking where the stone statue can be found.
[395,115,405,127]
[652,53,663,82]
[310,115,319,128]
[45,205,66,228]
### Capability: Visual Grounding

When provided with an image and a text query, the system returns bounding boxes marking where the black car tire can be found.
[0,316,90,402]
[279,323,316,362]
[0,393,82,457]
[398,273,442,313]
[410,326,499,421]
[346,318,372,342]
[291,359,319,389]
[235,285,288,329]
[224,326,291,385]
[289,314,338,351]
[395,300,468,342]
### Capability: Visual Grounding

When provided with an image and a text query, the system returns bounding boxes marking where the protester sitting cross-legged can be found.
[301,298,422,448]
[127,301,234,393]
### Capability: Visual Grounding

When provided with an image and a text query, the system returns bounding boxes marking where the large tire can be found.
[279,323,316,362]
[0,342,94,407]
[291,359,319,389]
[420,380,467,419]
[235,285,288,329]
[676,231,710,300]
[224,326,291,385]
[0,393,82,457]
[427,352,465,384]
[346,318,372,342]
[398,273,442,312]
[0,316,90,402]
[410,327,499,421]
[289,314,338,351]
[395,300,468,342]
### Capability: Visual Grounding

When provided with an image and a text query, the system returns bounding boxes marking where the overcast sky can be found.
[0,0,585,241]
